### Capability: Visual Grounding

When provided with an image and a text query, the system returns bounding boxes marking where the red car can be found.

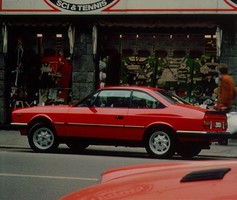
[11,86,230,158]
[60,160,237,200]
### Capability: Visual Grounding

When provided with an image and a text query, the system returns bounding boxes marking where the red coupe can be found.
[60,160,237,200]
[11,86,230,158]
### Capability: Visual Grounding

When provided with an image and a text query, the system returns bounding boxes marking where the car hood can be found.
[12,105,71,113]
[61,160,237,200]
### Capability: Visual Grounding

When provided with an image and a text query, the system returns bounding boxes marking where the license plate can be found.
[215,122,222,128]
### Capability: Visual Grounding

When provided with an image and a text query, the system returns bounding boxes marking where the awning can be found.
[97,18,216,29]
[7,22,70,27]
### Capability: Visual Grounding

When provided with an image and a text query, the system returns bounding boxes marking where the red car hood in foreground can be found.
[61,160,237,200]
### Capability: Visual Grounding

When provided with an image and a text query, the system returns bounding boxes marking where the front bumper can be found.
[10,122,28,129]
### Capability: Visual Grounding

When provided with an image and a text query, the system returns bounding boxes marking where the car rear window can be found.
[131,90,165,109]
[156,90,190,105]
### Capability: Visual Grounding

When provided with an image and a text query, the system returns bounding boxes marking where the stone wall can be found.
[71,30,96,103]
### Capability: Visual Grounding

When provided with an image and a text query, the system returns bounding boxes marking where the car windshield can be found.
[156,90,190,105]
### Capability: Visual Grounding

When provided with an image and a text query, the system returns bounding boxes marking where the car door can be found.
[124,90,165,141]
[65,89,131,140]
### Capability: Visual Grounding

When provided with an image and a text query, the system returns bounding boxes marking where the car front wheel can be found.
[145,129,175,159]
[28,123,59,153]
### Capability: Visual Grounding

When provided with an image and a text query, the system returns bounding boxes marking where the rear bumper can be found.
[176,130,231,140]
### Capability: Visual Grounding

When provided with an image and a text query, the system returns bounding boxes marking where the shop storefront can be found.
[99,19,219,99]
[0,0,237,125]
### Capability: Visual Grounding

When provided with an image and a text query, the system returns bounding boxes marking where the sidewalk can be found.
[0,130,29,148]
[1,130,237,158]
[201,141,237,158]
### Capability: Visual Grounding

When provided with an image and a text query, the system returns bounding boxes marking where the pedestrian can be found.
[217,63,236,112]
[217,63,236,145]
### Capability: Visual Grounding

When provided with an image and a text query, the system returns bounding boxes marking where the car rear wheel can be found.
[28,123,59,153]
[145,129,175,159]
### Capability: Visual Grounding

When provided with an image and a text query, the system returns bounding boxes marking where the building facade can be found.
[0,0,237,125]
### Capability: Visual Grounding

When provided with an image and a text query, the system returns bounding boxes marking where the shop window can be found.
[137,50,150,57]
[9,31,72,110]
[37,34,43,57]
[101,31,218,107]
[56,34,63,55]
[205,34,216,53]
[122,49,134,57]
[37,33,65,57]
[155,50,168,59]
[173,50,186,58]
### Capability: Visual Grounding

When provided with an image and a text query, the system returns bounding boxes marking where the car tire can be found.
[176,143,202,159]
[66,141,89,152]
[28,122,59,153]
[145,129,175,159]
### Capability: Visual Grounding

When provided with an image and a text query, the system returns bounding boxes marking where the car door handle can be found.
[116,115,124,120]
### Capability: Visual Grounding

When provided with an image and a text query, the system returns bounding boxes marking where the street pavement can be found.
[1,130,237,159]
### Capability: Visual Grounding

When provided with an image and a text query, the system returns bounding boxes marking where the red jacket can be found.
[218,74,236,110]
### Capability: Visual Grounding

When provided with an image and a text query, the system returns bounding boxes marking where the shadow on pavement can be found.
[1,145,236,161]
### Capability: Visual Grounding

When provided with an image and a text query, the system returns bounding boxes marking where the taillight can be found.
[203,120,227,130]
[203,120,212,129]
[224,121,228,130]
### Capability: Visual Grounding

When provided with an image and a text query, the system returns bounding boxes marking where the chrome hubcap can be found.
[33,128,54,150]
[149,131,170,155]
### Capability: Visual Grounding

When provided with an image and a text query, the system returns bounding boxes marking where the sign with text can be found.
[1,0,237,15]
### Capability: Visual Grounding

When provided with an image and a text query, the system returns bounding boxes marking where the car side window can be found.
[76,92,99,107]
[94,90,131,108]
[131,91,163,109]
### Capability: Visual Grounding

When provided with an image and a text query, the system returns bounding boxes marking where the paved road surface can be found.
[1,130,237,159]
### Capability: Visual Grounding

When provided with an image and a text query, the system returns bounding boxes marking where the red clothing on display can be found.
[41,56,72,102]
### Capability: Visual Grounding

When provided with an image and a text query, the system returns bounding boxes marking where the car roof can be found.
[98,85,163,92]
